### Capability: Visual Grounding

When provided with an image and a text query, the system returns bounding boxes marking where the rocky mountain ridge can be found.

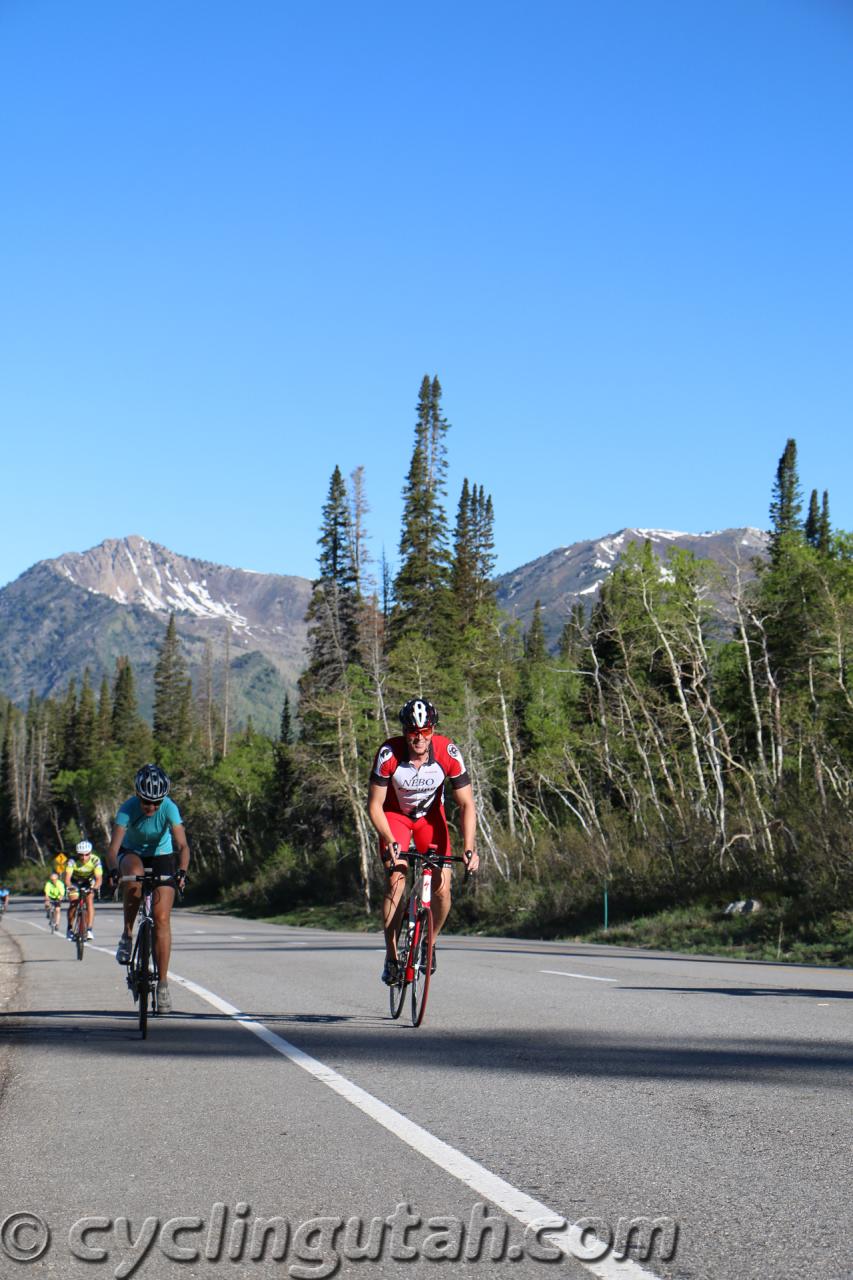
[494,526,769,643]
[0,527,769,725]
[0,536,312,734]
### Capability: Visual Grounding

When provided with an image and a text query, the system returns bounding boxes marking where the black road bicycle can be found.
[119,869,176,1039]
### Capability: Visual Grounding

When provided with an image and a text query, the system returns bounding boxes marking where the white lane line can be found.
[163,971,661,1280]
[541,970,619,983]
[20,918,658,1279]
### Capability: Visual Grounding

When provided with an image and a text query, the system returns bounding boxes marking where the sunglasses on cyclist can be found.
[137,796,163,808]
[405,726,433,739]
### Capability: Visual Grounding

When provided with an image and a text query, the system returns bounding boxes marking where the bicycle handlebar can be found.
[119,873,178,883]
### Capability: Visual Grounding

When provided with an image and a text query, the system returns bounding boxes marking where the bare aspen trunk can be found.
[334,702,372,912]
[495,670,516,840]
[731,572,769,783]
[640,580,708,806]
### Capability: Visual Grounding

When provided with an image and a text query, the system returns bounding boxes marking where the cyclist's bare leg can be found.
[430,864,453,939]
[119,853,144,937]
[85,893,95,929]
[382,870,407,960]
[67,896,78,932]
[152,885,176,979]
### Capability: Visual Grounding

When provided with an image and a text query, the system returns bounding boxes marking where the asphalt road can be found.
[1,898,851,1280]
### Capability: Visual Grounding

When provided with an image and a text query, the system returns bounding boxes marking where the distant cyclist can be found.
[0,885,9,914]
[64,842,103,941]
[368,697,478,985]
[105,764,190,1016]
[44,872,65,930]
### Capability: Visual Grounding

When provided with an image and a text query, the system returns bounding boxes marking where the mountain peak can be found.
[51,536,259,624]
[496,526,769,640]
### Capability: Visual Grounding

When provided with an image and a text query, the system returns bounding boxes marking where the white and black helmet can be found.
[399,698,438,732]
[135,763,171,802]
[75,840,93,855]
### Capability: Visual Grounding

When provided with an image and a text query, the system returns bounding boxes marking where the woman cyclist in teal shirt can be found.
[105,764,190,1014]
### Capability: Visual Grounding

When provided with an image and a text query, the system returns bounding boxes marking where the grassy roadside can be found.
[581,904,853,966]
[205,896,853,967]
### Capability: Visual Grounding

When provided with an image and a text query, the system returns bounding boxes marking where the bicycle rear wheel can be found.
[389,917,410,1019]
[410,907,434,1027]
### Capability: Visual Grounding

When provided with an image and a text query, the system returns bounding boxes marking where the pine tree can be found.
[301,466,361,699]
[524,600,548,664]
[472,485,497,612]
[451,479,476,626]
[96,675,112,748]
[805,489,821,547]
[768,438,803,564]
[819,490,831,555]
[112,658,138,748]
[392,376,453,640]
[76,669,97,769]
[272,693,297,817]
[153,614,192,751]
[59,678,78,770]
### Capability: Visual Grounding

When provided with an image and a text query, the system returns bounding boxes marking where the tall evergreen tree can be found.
[96,675,112,748]
[301,465,361,699]
[805,489,821,548]
[768,438,803,564]
[76,669,97,769]
[59,678,78,771]
[451,478,476,626]
[819,490,831,555]
[112,658,138,748]
[472,485,497,611]
[524,600,549,664]
[153,614,192,751]
[393,375,453,640]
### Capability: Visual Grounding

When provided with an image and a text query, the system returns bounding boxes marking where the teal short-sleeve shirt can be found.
[115,796,183,856]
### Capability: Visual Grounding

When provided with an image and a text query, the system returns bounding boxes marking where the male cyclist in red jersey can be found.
[368,697,478,985]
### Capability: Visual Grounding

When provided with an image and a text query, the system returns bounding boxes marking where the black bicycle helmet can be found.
[135,763,171,801]
[399,698,439,732]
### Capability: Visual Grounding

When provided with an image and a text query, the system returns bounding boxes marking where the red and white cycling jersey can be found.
[370,734,470,819]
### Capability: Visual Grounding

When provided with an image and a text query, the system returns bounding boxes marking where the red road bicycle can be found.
[388,847,469,1027]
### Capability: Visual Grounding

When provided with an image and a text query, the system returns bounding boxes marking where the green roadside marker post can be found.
[603,878,609,932]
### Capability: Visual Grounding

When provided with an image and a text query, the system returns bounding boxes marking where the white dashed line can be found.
[541,970,619,983]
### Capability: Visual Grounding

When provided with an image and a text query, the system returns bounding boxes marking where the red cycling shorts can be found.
[383,803,450,858]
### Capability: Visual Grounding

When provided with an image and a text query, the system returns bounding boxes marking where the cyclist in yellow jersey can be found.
[44,872,65,931]
[64,841,103,941]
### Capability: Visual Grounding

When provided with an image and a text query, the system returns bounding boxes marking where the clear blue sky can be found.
[2,0,851,589]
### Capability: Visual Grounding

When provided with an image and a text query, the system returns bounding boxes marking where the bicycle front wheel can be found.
[389,917,410,1019]
[134,924,152,1039]
[75,918,85,960]
[411,907,434,1027]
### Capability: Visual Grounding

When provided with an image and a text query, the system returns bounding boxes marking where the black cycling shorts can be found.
[117,850,178,881]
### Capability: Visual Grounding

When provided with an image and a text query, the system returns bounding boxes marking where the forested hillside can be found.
[1,382,850,958]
